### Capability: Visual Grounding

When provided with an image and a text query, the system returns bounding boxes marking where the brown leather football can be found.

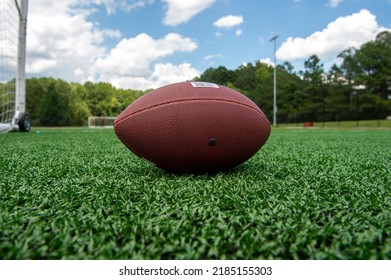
[114,81,271,173]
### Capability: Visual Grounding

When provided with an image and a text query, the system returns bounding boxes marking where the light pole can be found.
[270,35,278,126]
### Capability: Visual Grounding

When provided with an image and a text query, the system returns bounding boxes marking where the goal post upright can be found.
[14,0,28,121]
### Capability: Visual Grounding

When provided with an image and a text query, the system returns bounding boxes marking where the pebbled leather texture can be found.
[114,82,271,173]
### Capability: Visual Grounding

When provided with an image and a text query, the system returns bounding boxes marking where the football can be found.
[114,81,271,173]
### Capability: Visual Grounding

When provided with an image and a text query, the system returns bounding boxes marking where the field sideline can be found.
[276,119,391,128]
[0,127,390,259]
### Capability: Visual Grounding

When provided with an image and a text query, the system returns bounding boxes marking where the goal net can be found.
[88,116,116,128]
[0,0,29,133]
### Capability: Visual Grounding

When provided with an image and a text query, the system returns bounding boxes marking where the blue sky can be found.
[26,0,391,89]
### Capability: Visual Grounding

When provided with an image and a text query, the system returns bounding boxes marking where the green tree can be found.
[233,63,256,91]
[338,31,391,119]
[197,66,235,85]
[69,83,91,126]
[252,62,273,118]
[325,64,351,121]
[38,79,72,126]
[84,82,117,116]
[298,55,326,122]
[276,63,304,123]
[355,36,391,100]
[26,78,46,125]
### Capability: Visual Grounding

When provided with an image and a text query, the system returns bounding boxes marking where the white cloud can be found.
[91,0,154,14]
[27,58,58,74]
[327,0,343,8]
[28,0,76,16]
[150,63,200,86]
[26,0,200,90]
[235,29,243,36]
[276,9,387,62]
[27,9,107,78]
[26,0,125,79]
[204,54,223,60]
[92,33,197,75]
[116,0,154,13]
[213,15,243,29]
[91,33,198,89]
[162,0,215,26]
[110,63,200,89]
[204,54,223,66]
[102,29,122,38]
[260,57,274,67]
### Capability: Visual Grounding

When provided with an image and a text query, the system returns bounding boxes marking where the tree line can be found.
[196,31,391,123]
[25,31,390,126]
[26,79,146,126]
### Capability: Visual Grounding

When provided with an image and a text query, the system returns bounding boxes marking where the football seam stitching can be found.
[114,98,267,125]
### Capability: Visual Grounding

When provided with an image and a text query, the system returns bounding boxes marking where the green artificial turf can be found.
[0,128,390,259]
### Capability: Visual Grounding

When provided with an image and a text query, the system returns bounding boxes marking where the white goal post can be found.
[88,116,116,128]
[0,0,30,133]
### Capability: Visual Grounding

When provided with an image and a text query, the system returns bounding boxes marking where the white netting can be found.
[0,0,18,127]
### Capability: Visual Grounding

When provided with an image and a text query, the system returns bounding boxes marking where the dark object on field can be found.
[304,122,314,127]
